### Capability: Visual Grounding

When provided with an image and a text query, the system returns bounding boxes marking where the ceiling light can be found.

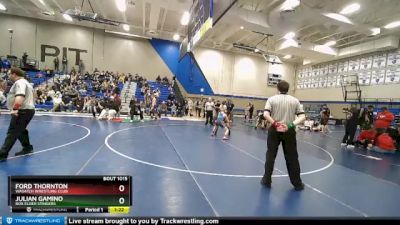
[63,13,73,22]
[173,34,180,41]
[370,28,381,36]
[384,21,400,29]
[324,40,336,46]
[180,11,190,26]
[324,13,353,24]
[240,26,244,30]
[283,55,292,59]
[254,48,260,53]
[340,3,360,15]
[283,31,295,40]
[122,24,130,31]
[0,3,6,11]
[116,0,127,12]
[279,39,299,49]
[280,0,300,12]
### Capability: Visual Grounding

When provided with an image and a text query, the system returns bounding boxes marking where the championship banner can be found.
[328,63,338,74]
[371,69,386,85]
[385,67,400,84]
[360,56,373,70]
[387,50,400,67]
[373,53,387,68]
[349,59,360,71]
[338,61,349,74]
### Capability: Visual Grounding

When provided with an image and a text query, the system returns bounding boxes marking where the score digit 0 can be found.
[119,197,125,204]
[119,185,125,192]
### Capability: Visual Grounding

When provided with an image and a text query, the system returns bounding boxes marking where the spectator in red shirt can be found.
[374,107,394,131]
[372,132,396,154]
[355,124,376,149]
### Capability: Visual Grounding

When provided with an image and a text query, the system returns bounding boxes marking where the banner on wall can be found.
[338,61,349,74]
[319,77,327,88]
[387,50,400,67]
[297,80,303,89]
[329,63,338,74]
[327,76,336,87]
[373,53,387,68]
[312,66,319,77]
[385,67,400,83]
[320,65,328,75]
[310,78,317,88]
[303,79,309,89]
[336,75,347,86]
[360,56,373,70]
[349,59,360,72]
[306,67,312,77]
[358,71,371,85]
[298,70,303,78]
[371,69,386,85]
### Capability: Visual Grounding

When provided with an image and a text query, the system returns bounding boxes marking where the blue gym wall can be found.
[149,39,214,95]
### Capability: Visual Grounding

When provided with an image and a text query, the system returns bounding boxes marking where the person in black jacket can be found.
[129,98,143,122]
[341,107,359,149]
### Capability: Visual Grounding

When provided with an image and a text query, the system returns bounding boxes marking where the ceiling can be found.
[200,0,400,64]
[0,0,192,40]
[1,0,400,64]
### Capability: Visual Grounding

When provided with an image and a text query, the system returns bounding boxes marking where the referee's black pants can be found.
[0,109,35,155]
[205,110,213,125]
[263,127,302,187]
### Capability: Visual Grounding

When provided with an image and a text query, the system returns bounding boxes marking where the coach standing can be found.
[0,68,35,161]
[261,81,306,191]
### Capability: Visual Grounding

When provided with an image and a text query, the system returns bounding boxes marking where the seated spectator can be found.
[171,103,177,117]
[311,121,320,132]
[158,101,168,117]
[52,91,65,112]
[372,132,396,154]
[355,124,376,149]
[75,95,84,113]
[129,98,144,122]
[162,76,169,86]
[299,117,314,131]
[167,91,175,101]
[255,112,267,130]
[374,107,394,132]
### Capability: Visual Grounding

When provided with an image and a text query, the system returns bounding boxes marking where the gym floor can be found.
[0,114,399,217]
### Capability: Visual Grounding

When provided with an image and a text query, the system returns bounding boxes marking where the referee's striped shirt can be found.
[265,94,304,124]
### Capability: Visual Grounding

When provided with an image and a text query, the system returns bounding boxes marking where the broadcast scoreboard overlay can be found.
[8,176,132,213]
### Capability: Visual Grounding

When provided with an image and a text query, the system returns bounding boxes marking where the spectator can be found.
[374,107,394,132]
[156,75,161,84]
[341,107,359,149]
[204,98,214,125]
[129,98,144,122]
[355,124,376,149]
[159,101,168,117]
[320,105,330,133]
[372,132,397,154]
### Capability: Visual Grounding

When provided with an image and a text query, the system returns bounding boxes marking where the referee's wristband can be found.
[287,122,295,129]
[13,103,21,111]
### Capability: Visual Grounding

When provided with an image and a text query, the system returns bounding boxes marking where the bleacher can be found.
[35,78,125,111]
[26,71,50,87]
[135,81,170,104]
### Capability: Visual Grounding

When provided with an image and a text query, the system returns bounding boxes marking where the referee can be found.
[261,81,306,190]
[0,68,35,161]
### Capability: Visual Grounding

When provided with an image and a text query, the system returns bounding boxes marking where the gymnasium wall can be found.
[0,14,174,80]
[193,48,296,98]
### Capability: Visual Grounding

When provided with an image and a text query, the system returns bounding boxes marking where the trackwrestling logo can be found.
[6,217,13,224]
